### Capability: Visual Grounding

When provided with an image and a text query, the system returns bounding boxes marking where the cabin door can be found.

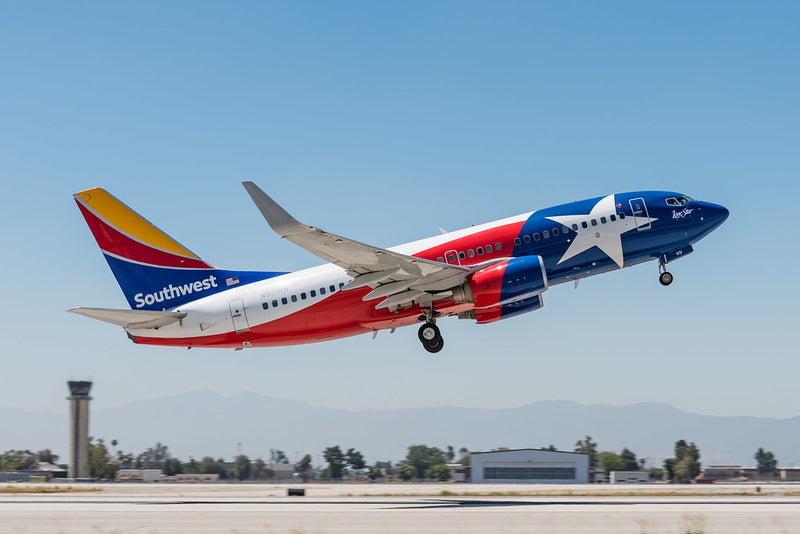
[629,197,652,231]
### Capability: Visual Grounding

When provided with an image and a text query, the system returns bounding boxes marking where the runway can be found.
[3,483,799,533]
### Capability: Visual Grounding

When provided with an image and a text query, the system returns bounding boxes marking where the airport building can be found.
[470,449,590,484]
[700,465,800,482]
[609,470,649,484]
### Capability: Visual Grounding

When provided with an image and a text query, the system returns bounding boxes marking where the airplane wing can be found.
[68,307,187,329]
[242,182,472,309]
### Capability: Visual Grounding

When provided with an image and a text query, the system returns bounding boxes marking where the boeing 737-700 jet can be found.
[69,183,728,353]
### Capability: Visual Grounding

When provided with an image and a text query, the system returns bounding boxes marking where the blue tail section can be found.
[105,256,286,311]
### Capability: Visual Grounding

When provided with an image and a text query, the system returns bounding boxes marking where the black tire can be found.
[659,271,674,286]
[424,335,444,354]
[418,322,440,343]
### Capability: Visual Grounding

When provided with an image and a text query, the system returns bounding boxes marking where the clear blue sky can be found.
[2,0,798,430]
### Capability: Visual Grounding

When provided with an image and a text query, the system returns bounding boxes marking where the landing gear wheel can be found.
[418,322,444,354]
[418,322,440,343]
[659,271,674,286]
[423,335,444,354]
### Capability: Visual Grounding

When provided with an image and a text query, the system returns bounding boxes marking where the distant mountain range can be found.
[3,392,799,467]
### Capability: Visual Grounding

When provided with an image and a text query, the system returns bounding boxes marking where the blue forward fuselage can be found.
[521,191,728,286]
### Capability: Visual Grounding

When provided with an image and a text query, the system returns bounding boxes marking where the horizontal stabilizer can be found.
[67,307,187,329]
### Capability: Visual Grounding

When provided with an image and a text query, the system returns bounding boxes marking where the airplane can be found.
[69,183,728,353]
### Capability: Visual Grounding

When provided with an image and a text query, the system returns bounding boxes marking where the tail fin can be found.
[74,187,281,310]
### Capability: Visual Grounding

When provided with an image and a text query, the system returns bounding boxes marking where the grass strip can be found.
[1,485,102,494]
[353,490,793,498]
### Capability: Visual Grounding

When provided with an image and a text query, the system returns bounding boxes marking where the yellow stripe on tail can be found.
[74,187,200,259]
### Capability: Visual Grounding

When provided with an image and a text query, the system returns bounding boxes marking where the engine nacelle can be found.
[472,294,543,324]
[453,255,548,323]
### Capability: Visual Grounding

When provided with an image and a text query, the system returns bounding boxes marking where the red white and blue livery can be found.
[70,183,729,352]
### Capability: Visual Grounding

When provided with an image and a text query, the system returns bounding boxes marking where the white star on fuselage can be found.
[546,195,658,268]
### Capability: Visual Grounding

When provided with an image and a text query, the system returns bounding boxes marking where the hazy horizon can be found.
[6,390,799,468]
[11,389,800,421]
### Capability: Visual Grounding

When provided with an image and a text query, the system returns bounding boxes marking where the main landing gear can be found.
[658,262,674,286]
[418,308,443,354]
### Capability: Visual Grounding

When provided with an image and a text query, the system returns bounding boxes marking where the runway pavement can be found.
[2,483,799,533]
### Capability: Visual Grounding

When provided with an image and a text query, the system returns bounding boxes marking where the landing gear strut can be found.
[418,307,444,353]
[658,262,673,286]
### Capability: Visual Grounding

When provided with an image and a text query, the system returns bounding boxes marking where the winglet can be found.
[242,181,312,238]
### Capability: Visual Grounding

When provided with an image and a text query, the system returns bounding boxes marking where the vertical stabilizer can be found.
[74,187,283,310]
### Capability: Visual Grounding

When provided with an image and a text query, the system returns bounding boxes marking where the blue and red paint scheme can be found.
[70,185,728,352]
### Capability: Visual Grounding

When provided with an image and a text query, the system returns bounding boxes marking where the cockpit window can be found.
[666,195,694,206]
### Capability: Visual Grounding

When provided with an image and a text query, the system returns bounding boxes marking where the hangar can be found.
[470,449,589,484]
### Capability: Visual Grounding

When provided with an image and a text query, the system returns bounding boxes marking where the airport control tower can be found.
[66,381,92,479]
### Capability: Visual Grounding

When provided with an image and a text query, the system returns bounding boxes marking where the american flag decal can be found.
[225,276,240,286]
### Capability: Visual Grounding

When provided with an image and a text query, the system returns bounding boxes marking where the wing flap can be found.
[67,307,187,329]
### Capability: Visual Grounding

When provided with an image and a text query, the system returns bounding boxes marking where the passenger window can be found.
[514,238,521,246]
[495,242,502,251]
[591,219,598,226]
[320,287,326,295]
[467,249,475,258]
[448,253,456,262]
[281,297,288,305]
[552,228,560,236]
[523,236,530,244]
[310,290,316,297]
[610,214,617,222]
[458,251,466,260]
[600,216,607,224]
[330,285,335,292]
[562,226,569,234]
[437,257,443,262]
[262,302,269,310]
[291,295,297,303]
[485,245,492,253]
[301,292,307,300]
[572,224,578,231]
[533,233,540,241]
[477,246,484,254]
[339,283,345,289]
[543,230,550,239]
[272,300,278,307]
[619,212,625,219]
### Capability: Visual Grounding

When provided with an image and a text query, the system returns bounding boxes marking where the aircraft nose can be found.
[699,201,729,227]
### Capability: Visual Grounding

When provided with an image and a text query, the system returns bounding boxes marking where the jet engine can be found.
[453,255,548,324]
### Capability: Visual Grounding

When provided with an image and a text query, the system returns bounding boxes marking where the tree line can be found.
[0,449,59,471]
[0,439,784,482]
[572,436,782,481]
[572,435,699,481]
[0,440,470,482]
